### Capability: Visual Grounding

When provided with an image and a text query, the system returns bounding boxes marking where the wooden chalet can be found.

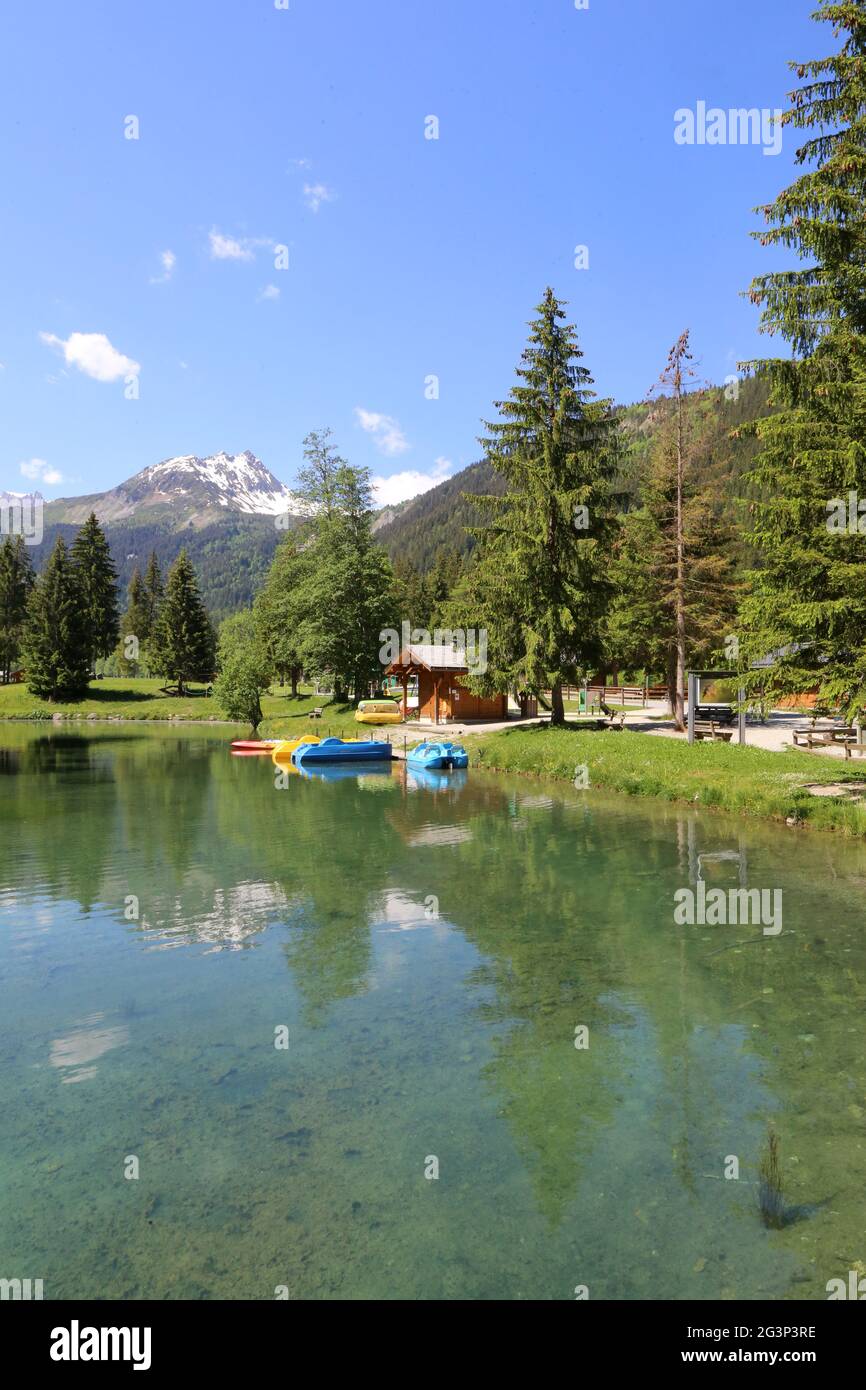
[386,643,508,724]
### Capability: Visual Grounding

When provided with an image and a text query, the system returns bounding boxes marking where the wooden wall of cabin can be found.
[417,671,506,722]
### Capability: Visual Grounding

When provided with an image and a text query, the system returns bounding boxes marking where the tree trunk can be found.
[673,359,687,732]
[250,695,262,734]
[667,650,679,724]
[290,666,299,697]
[550,681,565,726]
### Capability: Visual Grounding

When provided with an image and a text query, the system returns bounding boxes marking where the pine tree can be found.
[143,551,164,636]
[463,288,621,724]
[71,512,119,672]
[149,550,216,696]
[23,536,91,700]
[118,569,151,676]
[391,556,431,632]
[427,546,462,626]
[0,536,35,684]
[737,2,866,714]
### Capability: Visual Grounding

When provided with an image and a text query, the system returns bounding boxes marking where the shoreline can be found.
[7,711,866,840]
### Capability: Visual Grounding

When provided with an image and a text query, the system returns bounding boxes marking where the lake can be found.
[0,725,863,1300]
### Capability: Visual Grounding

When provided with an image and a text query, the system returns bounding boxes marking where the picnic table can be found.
[792,725,855,749]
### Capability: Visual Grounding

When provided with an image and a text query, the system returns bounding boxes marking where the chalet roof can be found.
[388,643,469,673]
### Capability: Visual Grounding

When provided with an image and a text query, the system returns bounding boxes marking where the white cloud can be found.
[303,182,336,212]
[20,458,64,486]
[150,249,176,284]
[289,157,312,170]
[208,229,273,262]
[40,331,140,383]
[257,283,280,302]
[372,457,451,507]
[355,408,410,457]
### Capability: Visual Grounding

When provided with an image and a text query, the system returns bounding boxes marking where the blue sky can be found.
[0,0,819,505]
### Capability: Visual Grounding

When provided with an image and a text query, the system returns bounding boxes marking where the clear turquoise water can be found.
[0,726,864,1300]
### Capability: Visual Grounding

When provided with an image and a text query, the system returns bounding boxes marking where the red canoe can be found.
[231,740,277,752]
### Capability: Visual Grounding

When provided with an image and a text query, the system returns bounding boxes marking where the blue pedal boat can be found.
[406,740,469,770]
[292,736,393,766]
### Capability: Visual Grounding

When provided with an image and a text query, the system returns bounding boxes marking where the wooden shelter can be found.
[386,643,508,724]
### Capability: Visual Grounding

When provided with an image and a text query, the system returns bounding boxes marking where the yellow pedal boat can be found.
[355,699,403,725]
[271,735,322,764]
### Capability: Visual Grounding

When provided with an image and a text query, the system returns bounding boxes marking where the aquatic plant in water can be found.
[758,1127,785,1229]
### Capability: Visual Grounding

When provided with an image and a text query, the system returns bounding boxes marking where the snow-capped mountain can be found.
[46,451,295,529]
[129,452,294,516]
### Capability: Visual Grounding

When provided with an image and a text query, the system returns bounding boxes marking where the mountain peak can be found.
[49,451,295,528]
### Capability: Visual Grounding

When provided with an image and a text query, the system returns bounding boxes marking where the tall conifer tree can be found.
[0,536,35,684]
[71,512,119,672]
[737,2,866,713]
[465,288,621,724]
[149,550,216,696]
[23,536,90,699]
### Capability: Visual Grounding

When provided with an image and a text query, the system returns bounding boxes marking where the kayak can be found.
[406,740,469,770]
[231,739,278,752]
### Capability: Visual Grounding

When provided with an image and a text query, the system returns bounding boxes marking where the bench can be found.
[309,707,323,721]
[599,702,626,729]
[693,721,735,743]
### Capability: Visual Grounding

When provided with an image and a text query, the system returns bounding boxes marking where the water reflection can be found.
[0,726,864,1299]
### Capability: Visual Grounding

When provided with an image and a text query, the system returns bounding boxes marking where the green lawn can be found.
[0,678,370,733]
[474,723,866,836]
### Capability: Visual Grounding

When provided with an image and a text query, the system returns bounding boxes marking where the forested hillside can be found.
[28,515,297,623]
[25,376,773,618]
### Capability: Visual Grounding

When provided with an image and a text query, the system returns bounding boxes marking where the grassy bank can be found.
[0,678,361,732]
[474,724,866,836]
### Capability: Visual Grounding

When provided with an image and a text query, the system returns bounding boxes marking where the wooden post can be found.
[738,686,746,746]
[401,672,409,720]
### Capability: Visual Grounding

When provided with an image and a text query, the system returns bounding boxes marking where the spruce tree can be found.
[118,569,151,676]
[737,2,866,714]
[23,536,91,700]
[143,551,164,636]
[71,512,119,672]
[0,536,35,683]
[149,550,216,696]
[465,288,621,724]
